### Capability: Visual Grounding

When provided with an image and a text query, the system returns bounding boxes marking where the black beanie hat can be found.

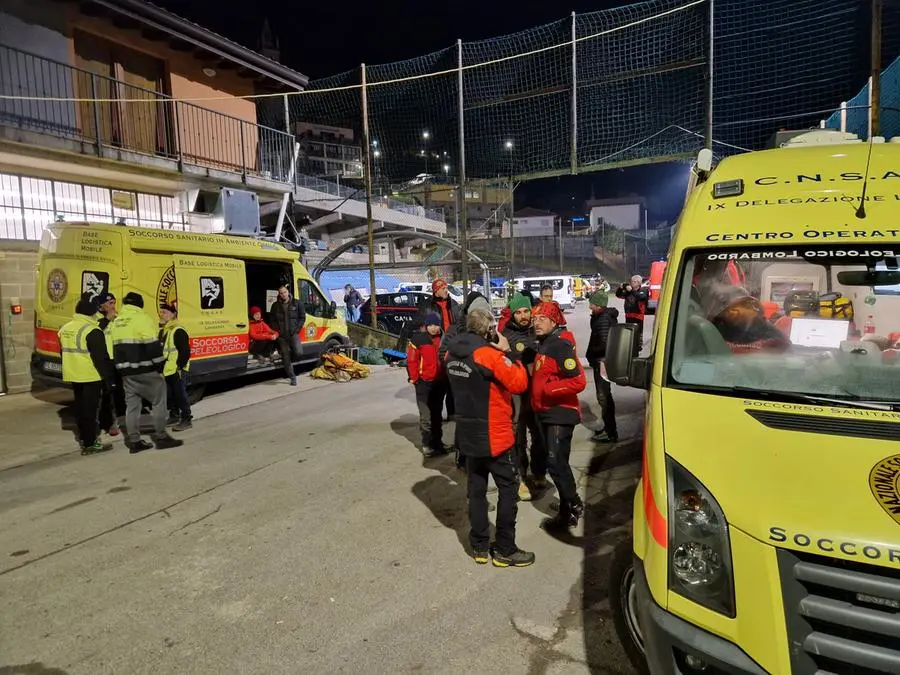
[123,292,144,308]
[75,292,98,316]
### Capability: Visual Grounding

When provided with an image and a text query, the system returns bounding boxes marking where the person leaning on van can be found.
[269,284,306,386]
[107,292,184,453]
[159,303,192,432]
[58,293,117,455]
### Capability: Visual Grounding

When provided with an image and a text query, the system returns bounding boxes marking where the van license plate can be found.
[43,362,62,373]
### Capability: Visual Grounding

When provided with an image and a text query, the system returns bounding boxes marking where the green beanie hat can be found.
[508,292,531,313]
[589,291,609,307]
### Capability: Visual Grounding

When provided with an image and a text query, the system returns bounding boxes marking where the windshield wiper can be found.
[728,387,898,412]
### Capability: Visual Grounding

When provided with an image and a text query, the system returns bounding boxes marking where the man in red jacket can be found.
[530,301,587,531]
[407,313,450,457]
[446,308,534,567]
[248,306,279,364]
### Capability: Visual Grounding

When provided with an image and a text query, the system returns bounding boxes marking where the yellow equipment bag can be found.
[310,351,371,382]
[818,292,854,320]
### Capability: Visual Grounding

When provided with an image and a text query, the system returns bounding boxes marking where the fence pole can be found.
[90,74,102,156]
[283,93,291,135]
[361,63,378,328]
[704,0,714,149]
[570,11,578,174]
[558,218,564,274]
[457,39,469,295]
[870,0,883,137]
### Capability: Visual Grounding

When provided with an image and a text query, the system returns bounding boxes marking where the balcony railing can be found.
[0,44,294,183]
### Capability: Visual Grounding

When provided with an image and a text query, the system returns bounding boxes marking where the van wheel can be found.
[610,538,650,675]
[323,337,341,354]
[187,383,206,405]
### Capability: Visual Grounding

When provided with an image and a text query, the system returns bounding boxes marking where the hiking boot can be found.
[80,440,109,455]
[421,446,438,458]
[568,501,584,528]
[592,429,618,443]
[154,434,184,450]
[166,414,180,427]
[472,549,490,565]
[491,549,536,568]
[173,418,193,432]
[431,444,453,455]
[289,376,297,386]
[127,439,154,454]
[517,482,533,502]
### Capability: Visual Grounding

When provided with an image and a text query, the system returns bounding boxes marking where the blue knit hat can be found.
[424,312,442,327]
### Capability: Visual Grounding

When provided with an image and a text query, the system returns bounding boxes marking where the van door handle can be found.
[235,323,247,328]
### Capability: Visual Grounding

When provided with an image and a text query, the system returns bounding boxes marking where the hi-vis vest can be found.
[58,314,102,383]
[162,322,190,377]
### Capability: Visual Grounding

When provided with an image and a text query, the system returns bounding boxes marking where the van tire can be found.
[323,337,341,354]
[376,321,390,333]
[610,538,650,675]
[187,383,206,405]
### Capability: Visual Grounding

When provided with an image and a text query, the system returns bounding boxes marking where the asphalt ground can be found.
[0,301,651,674]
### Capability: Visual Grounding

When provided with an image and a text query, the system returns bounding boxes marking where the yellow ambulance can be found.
[32,222,348,398]
[604,131,900,674]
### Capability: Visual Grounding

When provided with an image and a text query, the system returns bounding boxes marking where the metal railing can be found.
[0,44,294,183]
[295,173,446,223]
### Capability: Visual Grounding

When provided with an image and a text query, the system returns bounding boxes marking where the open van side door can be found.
[172,255,249,376]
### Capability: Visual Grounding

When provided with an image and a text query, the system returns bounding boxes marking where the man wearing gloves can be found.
[107,292,183,453]
[530,301,587,531]
[585,291,619,443]
[406,312,450,458]
[58,292,117,455]
[501,291,546,501]
[159,303,192,431]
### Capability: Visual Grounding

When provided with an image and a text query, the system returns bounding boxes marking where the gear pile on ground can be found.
[310,352,371,382]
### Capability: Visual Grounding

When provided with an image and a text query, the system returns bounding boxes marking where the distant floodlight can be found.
[443,164,450,172]
[422,130,430,140]
[504,140,514,150]
[373,149,381,158]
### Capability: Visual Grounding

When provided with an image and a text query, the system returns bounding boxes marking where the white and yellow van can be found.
[604,132,900,675]
[33,222,348,397]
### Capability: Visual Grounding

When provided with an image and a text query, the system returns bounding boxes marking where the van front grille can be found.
[777,549,900,674]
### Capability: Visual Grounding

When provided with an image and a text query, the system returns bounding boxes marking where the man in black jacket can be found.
[96,291,125,436]
[502,291,546,501]
[416,279,461,333]
[615,275,648,356]
[269,284,306,386]
[585,291,619,443]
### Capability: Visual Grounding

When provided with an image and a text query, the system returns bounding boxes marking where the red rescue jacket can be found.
[531,328,586,425]
[406,331,443,383]
[249,319,279,341]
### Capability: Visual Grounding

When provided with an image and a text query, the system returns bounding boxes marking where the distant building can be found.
[503,207,558,238]
[295,122,363,179]
[586,197,648,233]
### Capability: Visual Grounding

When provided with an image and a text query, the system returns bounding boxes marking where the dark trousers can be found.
[415,380,446,450]
[512,394,547,479]
[249,340,276,359]
[72,381,103,447]
[98,372,125,432]
[445,389,455,418]
[542,423,581,510]
[466,452,519,555]
[166,372,192,421]
[276,337,296,379]
[626,317,644,355]
[593,365,618,437]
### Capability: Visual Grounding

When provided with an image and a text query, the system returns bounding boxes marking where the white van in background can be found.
[516,276,575,310]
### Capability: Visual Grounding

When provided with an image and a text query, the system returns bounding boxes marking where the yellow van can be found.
[33,222,348,398]
[604,133,900,675]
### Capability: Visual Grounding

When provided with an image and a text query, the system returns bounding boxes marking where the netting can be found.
[822,55,900,140]
[257,0,900,185]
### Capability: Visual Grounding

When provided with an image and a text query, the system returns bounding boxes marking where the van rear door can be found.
[173,255,249,380]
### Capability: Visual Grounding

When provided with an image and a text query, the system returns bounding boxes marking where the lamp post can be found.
[505,139,515,288]
[422,130,430,174]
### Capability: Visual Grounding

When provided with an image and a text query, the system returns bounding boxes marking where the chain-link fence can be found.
[257,0,900,188]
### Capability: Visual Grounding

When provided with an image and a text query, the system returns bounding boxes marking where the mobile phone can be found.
[489,326,500,344]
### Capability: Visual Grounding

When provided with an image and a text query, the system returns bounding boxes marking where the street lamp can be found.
[422,130,430,174]
[505,140,516,286]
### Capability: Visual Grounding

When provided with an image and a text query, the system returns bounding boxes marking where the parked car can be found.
[395,282,465,305]
[360,291,432,334]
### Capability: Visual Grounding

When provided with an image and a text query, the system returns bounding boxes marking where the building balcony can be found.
[0,44,295,189]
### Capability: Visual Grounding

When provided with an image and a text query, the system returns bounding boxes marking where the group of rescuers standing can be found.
[406,277,645,567]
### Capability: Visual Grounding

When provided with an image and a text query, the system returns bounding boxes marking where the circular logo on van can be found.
[869,454,900,526]
[46,268,68,303]
[306,324,316,339]
[157,265,177,309]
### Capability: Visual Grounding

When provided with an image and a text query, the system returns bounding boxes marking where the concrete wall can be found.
[0,241,39,394]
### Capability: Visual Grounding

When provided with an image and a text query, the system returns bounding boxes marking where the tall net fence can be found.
[258,0,900,186]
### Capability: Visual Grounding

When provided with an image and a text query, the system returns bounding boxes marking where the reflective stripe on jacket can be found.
[108,304,166,376]
[162,322,190,377]
[58,314,102,383]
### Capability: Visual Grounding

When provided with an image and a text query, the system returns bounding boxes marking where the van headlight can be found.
[667,458,735,617]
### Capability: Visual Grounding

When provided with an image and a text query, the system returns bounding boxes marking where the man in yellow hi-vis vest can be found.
[159,303,192,431]
[58,293,116,455]
[107,292,183,453]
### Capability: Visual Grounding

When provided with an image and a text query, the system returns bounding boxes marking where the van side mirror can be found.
[330,300,337,319]
[606,324,651,390]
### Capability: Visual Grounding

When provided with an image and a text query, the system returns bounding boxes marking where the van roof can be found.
[677,143,900,248]
[43,222,299,263]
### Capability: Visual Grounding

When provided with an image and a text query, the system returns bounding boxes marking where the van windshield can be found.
[668,245,900,405]
[522,279,563,291]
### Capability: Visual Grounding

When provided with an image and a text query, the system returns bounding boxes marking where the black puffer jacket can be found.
[585,307,620,364]
[269,296,306,337]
